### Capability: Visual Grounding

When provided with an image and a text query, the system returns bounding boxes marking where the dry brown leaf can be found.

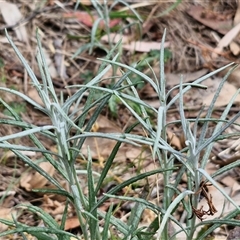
[28,87,44,106]
[0,2,28,43]
[187,5,232,35]
[165,69,208,86]
[220,175,240,197]
[218,66,240,89]
[64,216,80,230]
[201,79,240,107]
[141,208,156,225]
[184,78,240,107]
[205,162,219,175]
[167,131,182,150]
[81,115,122,159]
[229,41,240,56]
[0,207,18,232]
[63,11,120,29]
[125,147,147,160]
[42,195,65,217]
[20,161,55,191]
[82,115,151,164]
[93,115,122,133]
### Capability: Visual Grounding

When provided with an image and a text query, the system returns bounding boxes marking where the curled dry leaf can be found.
[197,184,240,223]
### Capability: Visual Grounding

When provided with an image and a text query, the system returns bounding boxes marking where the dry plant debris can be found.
[190,182,218,222]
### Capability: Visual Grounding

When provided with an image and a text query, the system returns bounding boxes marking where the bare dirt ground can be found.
[1,1,240,239]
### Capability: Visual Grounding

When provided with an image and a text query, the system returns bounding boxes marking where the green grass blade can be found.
[98,58,159,94]
[200,87,240,168]
[102,204,113,240]
[196,110,240,156]
[32,189,73,201]
[159,28,166,102]
[95,120,140,194]
[197,65,238,149]
[87,148,99,240]
[98,209,129,235]
[36,29,58,101]
[9,148,63,190]
[92,168,175,212]
[0,87,46,112]
[156,190,194,239]
[166,62,235,109]
[0,125,55,142]
[124,183,150,239]
[5,30,40,87]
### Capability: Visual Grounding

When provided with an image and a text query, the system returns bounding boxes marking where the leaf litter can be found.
[0,1,240,239]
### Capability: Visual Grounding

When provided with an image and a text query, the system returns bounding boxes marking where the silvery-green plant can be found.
[0,27,240,240]
[98,35,240,239]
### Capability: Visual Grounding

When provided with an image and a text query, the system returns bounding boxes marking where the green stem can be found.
[188,156,200,240]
